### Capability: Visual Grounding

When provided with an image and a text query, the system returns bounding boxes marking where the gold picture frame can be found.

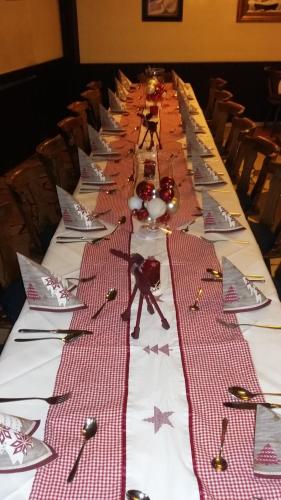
[237,0,281,22]
[142,0,183,22]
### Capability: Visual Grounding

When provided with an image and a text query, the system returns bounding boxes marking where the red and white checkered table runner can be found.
[30,86,281,499]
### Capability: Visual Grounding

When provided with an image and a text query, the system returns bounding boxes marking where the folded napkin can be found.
[108,88,126,113]
[88,124,113,155]
[171,69,180,90]
[99,104,125,132]
[254,405,281,477]
[115,77,128,102]
[57,186,106,232]
[0,420,56,473]
[78,148,114,185]
[187,131,213,157]
[201,191,245,233]
[222,256,270,312]
[0,411,39,437]
[192,156,225,186]
[17,253,86,312]
[186,116,204,134]
[118,69,133,91]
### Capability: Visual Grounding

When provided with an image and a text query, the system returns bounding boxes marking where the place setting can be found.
[88,123,122,161]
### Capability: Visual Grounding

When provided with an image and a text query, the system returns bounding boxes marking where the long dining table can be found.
[1,81,281,500]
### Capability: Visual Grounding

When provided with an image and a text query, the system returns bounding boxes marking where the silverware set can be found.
[15,329,92,343]
[0,392,71,405]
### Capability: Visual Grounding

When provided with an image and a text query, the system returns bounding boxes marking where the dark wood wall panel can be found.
[1,60,280,173]
[0,58,75,172]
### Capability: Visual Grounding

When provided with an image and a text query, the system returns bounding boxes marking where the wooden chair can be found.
[5,156,61,255]
[212,100,245,152]
[0,205,26,325]
[204,77,228,121]
[248,161,281,270]
[80,88,102,130]
[36,135,79,194]
[232,135,280,213]
[58,115,90,156]
[208,89,233,132]
[0,177,32,255]
[264,66,281,133]
[224,116,257,177]
[67,101,91,154]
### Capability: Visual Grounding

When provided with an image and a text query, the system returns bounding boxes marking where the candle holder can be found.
[110,250,169,339]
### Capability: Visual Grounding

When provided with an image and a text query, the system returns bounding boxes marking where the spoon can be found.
[67,417,98,483]
[181,220,195,233]
[211,417,228,472]
[110,215,126,235]
[126,490,150,500]
[217,319,281,330]
[66,275,96,284]
[228,386,281,401]
[189,288,203,311]
[91,288,117,319]
[206,268,264,281]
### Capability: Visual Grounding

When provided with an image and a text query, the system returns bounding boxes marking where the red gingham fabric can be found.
[30,86,281,500]
[161,89,281,499]
[29,99,142,500]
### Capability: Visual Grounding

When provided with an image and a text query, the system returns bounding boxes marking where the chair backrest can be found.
[234,135,280,206]
[5,156,61,254]
[265,66,281,99]
[255,161,281,232]
[67,101,91,154]
[58,115,90,156]
[209,89,233,132]
[36,135,79,194]
[80,89,102,130]
[0,211,21,289]
[205,77,228,120]
[224,116,257,176]
[0,177,32,257]
[212,100,245,151]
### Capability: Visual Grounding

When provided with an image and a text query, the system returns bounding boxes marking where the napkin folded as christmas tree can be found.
[254,405,281,477]
[192,156,225,186]
[222,256,270,312]
[115,77,128,102]
[99,104,125,133]
[108,88,126,113]
[0,412,56,473]
[57,186,106,231]
[118,69,133,91]
[201,191,245,233]
[17,252,86,312]
[78,148,115,185]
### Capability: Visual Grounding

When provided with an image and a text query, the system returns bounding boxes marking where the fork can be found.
[217,319,281,330]
[0,392,71,405]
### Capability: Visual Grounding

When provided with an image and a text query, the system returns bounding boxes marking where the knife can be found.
[223,402,281,410]
[18,329,92,334]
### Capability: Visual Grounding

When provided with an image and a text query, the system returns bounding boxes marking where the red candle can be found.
[142,257,160,289]
[144,160,156,179]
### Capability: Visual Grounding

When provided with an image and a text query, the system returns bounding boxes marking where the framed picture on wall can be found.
[142,0,183,22]
[237,0,281,22]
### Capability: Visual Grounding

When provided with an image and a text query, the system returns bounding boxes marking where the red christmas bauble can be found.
[160,176,175,189]
[159,187,174,203]
[136,181,155,201]
[136,208,149,221]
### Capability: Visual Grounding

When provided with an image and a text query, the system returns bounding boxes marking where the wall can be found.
[0,0,62,75]
[77,0,281,63]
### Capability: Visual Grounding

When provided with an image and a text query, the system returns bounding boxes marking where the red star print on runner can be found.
[143,406,174,433]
